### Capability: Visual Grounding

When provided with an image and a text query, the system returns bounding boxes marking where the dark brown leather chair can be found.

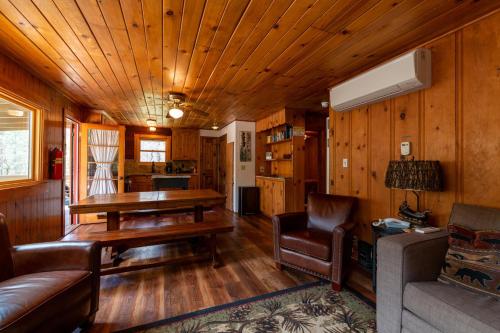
[0,214,100,333]
[273,193,356,291]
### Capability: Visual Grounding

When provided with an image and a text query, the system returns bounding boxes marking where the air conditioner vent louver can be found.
[329,49,431,112]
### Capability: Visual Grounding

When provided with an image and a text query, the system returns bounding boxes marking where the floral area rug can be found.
[117,281,376,333]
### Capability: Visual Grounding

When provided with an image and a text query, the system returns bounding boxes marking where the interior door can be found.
[217,134,227,194]
[79,123,125,223]
[200,137,216,189]
[225,142,234,211]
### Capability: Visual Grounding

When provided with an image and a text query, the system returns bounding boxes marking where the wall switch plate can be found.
[401,142,411,156]
[342,158,349,168]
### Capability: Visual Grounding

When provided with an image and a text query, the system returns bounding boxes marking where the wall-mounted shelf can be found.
[265,138,292,145]
[265,158,292,162]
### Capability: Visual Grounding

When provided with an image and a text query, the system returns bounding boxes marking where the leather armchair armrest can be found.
[11,241,101,276]
[376,231,449,333]
[272,212,308,234]
[272,212,308,263]
[331,219,357,285]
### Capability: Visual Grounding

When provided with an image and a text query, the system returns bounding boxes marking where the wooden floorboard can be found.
[69,207,373,332]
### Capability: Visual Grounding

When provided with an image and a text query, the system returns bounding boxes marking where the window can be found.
[0,92,42,188]
[134,134,171,163]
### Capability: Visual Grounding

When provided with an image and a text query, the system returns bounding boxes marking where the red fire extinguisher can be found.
[49,147,63,180]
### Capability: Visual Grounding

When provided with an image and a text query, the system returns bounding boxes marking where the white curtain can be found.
[88,129,119,196]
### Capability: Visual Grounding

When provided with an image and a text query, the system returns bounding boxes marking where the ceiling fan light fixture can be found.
[146,118,157,126]
[169,107,184,119]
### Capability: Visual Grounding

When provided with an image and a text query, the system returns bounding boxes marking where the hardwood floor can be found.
[69,207,373,332]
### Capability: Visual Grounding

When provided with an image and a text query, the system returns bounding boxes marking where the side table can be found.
[371,223,408,291]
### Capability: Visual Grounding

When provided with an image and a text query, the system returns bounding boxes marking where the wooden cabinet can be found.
[255,108,305,212]
[256,176,292,217]
[172,128,199,160]
[188,175,199,189]
[128,175,152,192]
[255,109,293,133]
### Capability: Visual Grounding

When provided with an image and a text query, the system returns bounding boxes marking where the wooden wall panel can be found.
[329,12,500,242]
[333,112,351,195]
[0,51,82,244]
[461,16,500,207]
[350,107,370,236]
[367,101,392,225]
[422,35,457,227]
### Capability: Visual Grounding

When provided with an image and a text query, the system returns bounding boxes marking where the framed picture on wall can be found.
[239,131,251,162]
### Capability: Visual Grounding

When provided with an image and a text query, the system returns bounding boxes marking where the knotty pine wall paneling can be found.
[329,12,500,243]
[0,52,83,245]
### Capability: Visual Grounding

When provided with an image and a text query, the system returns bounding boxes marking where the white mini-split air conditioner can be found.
[329,49,431,112]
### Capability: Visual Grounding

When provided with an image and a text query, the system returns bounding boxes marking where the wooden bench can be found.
[62,221,234,276]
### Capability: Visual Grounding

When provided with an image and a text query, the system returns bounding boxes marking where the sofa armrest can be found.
[11,241,101,276]
[376,231,449,333]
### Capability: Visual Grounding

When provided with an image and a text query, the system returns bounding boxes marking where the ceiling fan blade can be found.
[189,108,209,117]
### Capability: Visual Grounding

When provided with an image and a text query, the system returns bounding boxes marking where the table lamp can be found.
[384,159,442,225]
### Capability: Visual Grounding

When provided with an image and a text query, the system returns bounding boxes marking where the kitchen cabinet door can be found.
[272,180,285,215]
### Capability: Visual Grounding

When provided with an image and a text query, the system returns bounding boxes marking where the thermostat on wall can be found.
[401,142,411,156]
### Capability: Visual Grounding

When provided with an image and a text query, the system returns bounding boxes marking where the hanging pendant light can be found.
[149,126,157,132]
[211,122,219,130]
[146,118,157,127]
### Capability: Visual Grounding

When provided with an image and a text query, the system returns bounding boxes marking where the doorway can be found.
[217,134,227,194]
[64,118,78,233]
[226,141,234,211]
[200,137,217,190]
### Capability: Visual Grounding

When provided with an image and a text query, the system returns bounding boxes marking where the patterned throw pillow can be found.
[438,224,499,299]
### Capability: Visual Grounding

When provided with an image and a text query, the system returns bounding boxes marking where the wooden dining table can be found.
[70,189,226,231]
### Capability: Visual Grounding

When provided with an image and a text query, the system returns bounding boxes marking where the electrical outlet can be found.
[343,158,349,168]
[401,142,411,156]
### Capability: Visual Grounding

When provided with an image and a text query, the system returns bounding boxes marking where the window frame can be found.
[134,133,171,164]
[0,90,43,190]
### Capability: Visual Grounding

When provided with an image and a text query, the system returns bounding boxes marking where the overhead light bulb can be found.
[149,126,157,132]
[211,123,219,130]
[146,118,157,126]
[168,107,183,119]
[7,110,24,117]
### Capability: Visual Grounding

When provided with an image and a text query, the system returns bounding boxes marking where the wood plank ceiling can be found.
[0,0,498,128]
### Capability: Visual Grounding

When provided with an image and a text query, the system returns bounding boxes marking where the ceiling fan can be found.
[163,92,209,119]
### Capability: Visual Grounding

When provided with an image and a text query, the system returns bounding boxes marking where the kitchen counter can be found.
[126,173,198,177]
[151,174,191,179]
[126,173,200,191]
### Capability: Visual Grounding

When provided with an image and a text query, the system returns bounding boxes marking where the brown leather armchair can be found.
[0,214,100,333]
[273,193,357,291]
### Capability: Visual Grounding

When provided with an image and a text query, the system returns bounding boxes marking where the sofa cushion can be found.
[403,281,500,333]
[280,228,331,260]
[439,224,499,299]
[0,270,91,331]
[402,309,441,333]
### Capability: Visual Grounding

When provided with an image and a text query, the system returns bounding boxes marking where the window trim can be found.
[0,90,44,190]
[134,133,171,164]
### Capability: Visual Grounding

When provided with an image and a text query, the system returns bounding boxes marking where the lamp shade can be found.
[385,160,442,192]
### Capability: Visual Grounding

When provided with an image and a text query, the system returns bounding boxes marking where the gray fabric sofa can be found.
[376,203,500,333]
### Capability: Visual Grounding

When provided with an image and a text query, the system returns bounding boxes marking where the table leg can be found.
[194,205,203,222]
[107,211,120,231]
[209,234,219,268]
[107,211,126,261]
